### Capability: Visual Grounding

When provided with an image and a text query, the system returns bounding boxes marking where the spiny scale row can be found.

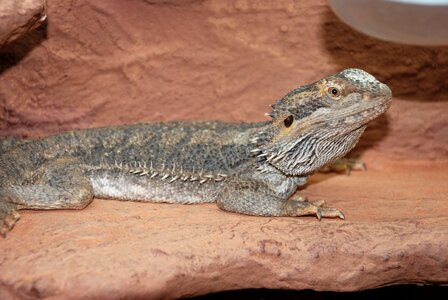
[112,160,228,184]
[249,135,285,164]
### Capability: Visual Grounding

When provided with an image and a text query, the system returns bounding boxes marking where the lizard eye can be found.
[328,87,341,98]
[283,115,294,128]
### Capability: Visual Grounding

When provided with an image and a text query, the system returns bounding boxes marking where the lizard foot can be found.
[306,199,327,208]
[291,195,327,207]
[0,210,20,238]
[290,200,345,220]
[319,158,366,175]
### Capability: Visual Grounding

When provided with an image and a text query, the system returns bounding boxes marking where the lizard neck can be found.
[249,120,367,176]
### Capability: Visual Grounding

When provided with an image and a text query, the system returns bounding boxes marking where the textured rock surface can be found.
[1,0,448,299]
[0,0,447,160]
[0,0,46,47]
[1,161,447,299]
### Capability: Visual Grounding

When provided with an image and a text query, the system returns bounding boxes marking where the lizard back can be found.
[1,121,267,204]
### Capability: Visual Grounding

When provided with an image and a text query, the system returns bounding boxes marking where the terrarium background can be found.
[0,1,447,299]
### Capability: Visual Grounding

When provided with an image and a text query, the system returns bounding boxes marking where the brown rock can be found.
[0,0,47,47]
[0,161,447,299]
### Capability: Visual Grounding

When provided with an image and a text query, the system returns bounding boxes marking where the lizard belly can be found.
[88,171,220,204]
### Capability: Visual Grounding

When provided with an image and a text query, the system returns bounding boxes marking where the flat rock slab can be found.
[1,160,447,299]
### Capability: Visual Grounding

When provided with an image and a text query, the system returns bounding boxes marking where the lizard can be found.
[0,68,392,237]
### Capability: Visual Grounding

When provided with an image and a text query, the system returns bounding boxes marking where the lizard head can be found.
[255,68,392,176]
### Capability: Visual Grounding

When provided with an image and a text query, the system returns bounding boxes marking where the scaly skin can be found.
[0,69,392,237]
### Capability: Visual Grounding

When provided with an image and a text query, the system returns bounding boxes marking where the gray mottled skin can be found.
[0,69,392,237]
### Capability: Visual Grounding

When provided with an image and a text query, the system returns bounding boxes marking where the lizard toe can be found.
[308,199,327,207]
[320,207,345,220]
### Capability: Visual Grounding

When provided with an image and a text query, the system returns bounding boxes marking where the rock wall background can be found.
[0,0,447,160]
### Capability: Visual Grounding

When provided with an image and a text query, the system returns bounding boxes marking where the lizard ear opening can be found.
[283,115,294,128]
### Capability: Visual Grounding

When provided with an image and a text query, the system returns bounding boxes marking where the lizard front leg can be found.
[216,178,344,220]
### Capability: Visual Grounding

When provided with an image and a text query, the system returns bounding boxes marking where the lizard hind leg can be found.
[8,157,94,210]
[0,158,93,237]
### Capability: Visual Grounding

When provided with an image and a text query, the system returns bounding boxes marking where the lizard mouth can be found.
[343,100,391,128]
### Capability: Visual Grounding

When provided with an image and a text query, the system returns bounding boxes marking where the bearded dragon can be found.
[0,69,392,237]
